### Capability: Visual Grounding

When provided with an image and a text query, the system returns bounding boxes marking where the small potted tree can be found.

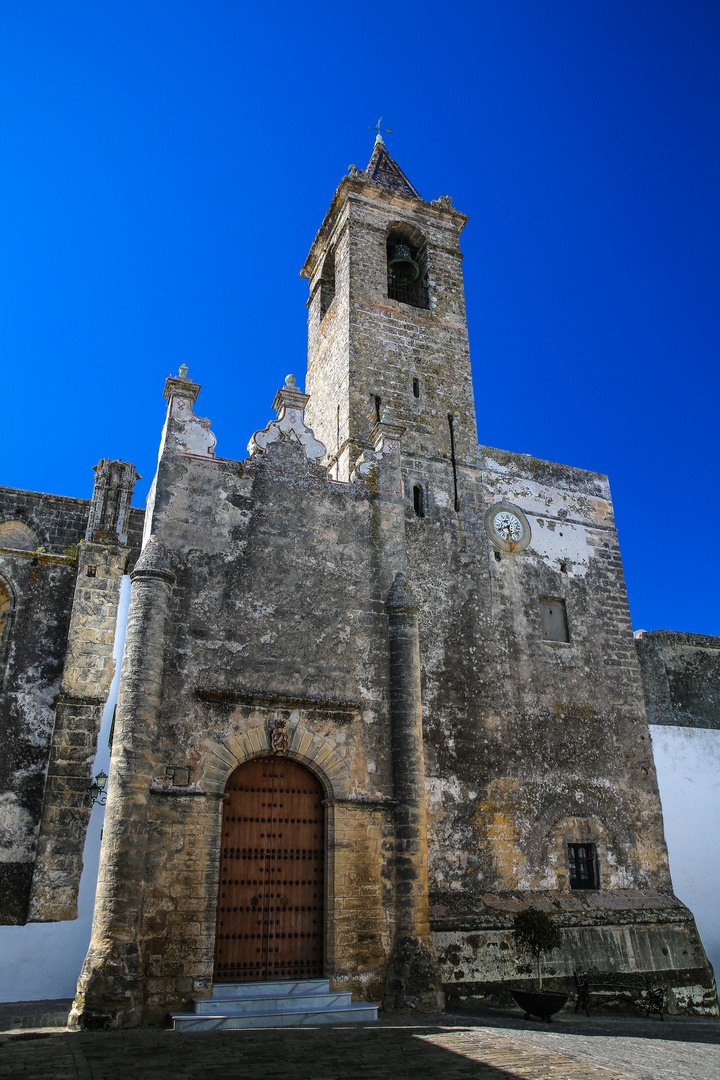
[509,906,568,1021]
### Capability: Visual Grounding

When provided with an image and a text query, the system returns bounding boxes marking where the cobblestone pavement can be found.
[0,1007,717,1080]
[0,998,72,1031]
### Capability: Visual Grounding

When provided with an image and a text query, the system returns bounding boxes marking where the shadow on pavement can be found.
[448,1001,720,1045]
[0,1023,545,1080]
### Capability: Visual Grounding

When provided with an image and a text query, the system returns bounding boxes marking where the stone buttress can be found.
[70,537,175,1028]
[28,460,140,923]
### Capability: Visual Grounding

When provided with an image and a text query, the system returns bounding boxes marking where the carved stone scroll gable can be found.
[248,375,326,463]
[162,368,217,459]
[352,449,382,481]
[351,410,406,482]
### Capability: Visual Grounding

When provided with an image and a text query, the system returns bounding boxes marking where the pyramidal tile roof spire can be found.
[365,135,421,199]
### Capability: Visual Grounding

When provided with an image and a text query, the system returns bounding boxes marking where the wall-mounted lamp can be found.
[88,769,108,806]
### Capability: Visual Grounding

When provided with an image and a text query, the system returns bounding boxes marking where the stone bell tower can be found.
[300,137,478,481]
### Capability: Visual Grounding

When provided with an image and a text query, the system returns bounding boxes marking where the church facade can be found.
[0,139,717,1026]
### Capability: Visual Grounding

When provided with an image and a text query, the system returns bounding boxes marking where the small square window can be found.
[539,597,569,642]
[569,843,597,889]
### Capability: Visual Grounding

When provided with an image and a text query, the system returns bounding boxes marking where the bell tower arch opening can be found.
[319,248,336,319]
[386,222,429,310]
[214,756,325,984]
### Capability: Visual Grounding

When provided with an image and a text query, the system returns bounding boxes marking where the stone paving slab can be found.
[0,997,72,1031]
[0,1007,718,1080]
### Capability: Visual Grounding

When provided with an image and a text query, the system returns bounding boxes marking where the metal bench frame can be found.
[573,969,665,1020]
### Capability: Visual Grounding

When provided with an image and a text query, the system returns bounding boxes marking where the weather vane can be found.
[369,116,391,138]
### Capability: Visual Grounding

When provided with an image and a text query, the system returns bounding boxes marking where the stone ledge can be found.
[149,784,225,798]
[430,889,692,930]
[323,797,396,808]
[53,694,106,708]
[0,548,76,564]
[196,687,361,719]
[636,629,720,650]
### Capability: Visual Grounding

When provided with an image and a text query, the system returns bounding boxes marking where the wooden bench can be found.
[573,970,665,1020]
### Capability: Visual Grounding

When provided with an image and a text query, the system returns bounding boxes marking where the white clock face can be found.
[494,511,523,542]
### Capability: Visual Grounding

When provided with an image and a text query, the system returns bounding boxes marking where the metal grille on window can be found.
[387,238,429,310]
[569,843,597,890]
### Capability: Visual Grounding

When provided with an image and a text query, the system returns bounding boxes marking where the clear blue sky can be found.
[1,1,718,634]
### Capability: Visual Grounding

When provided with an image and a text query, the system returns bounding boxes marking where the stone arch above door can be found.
[197,720,352,801]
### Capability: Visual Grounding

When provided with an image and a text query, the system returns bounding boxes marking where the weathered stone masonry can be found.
[636,630,720,730]
[67,140,715,1025]
[1,138,716,1025]
[0,475,143,925]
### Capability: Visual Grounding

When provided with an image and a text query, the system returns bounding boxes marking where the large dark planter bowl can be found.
[509,988,569,1021]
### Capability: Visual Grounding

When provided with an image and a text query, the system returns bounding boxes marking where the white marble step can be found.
[172,1003,378,1031]
[194,991,351,1016]
[210,979,329,1000]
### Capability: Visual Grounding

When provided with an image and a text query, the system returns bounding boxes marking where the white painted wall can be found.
[0,576,131,1002]
[650,724,720,981]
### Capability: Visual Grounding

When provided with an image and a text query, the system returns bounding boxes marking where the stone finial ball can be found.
[285,374,296,387]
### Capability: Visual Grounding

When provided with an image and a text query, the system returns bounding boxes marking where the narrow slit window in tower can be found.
[413,378,420,399]
[374,395,381,423]
[413,485,424,517]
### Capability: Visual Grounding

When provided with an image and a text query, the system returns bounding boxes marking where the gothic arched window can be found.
[387,224,429,310]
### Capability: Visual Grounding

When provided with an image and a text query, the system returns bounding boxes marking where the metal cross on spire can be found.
[369,116,392,139]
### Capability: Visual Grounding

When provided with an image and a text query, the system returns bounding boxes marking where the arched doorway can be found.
[214,756,325,983]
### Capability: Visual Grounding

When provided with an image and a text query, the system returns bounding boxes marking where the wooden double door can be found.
[214,757,324,983]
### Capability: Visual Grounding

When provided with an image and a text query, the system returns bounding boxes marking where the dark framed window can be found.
[539,597,569,642]
[569,843,597,889]
[319,249,335,318]
[386,227,429,310]
[413,484,425,518]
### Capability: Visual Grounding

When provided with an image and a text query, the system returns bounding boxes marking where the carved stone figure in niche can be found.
[271,715,289,754]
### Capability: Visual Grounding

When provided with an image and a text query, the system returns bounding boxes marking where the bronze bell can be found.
[388,242,420,283]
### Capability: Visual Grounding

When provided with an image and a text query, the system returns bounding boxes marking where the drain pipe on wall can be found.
[448,414,460,512]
